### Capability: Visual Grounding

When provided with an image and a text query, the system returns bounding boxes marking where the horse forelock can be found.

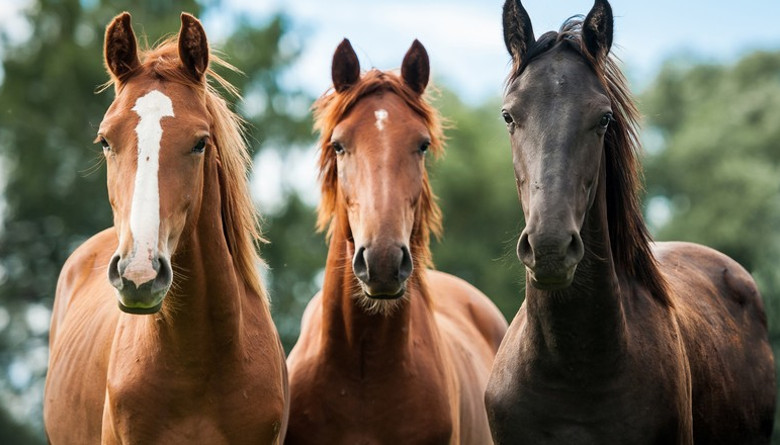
[313,69,444,272]
[105,39,267,302]
[508,18,670,305]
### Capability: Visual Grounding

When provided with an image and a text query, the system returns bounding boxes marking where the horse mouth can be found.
[362,284,406,300]
[527,267,576,291]
[115,287,167,314]
[117,299,164,314]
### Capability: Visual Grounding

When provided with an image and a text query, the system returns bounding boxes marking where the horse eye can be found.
[99,137,111,152]
[192,138,206,153]
[501,111,513,124]
[419,141,431,154]
[331,141,345,154]
[599,112,613,128]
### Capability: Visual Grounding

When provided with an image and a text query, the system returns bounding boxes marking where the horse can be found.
[43,13,288,444]
[485,1,776,443]
[285,39,508,444]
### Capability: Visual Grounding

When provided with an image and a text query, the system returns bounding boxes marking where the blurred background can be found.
[1,0,779,442]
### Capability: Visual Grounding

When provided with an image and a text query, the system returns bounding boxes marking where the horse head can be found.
[99,13,212,313]
[502,0,614,290]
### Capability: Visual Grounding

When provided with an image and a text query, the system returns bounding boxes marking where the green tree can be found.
[640,50,780,443]
[429,88,524,319]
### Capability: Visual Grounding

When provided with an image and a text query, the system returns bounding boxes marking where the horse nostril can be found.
[517,232,534,267]
[398,245,413,282]
[566,233,585,266]
[353,246,369,284]
[152,256,173,294]
[108,254,123,290]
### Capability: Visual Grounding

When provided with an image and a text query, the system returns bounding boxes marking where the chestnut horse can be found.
[43,13,288,444]
[286,39,507,444]
[485,1,775,444]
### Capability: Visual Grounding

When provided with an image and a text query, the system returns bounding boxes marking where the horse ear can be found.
[502,0,535,64]
[583,0,613,60]
[104,12,140,81]
[178,13,209,81]
[401,39,429,95]
[332,39,360,93]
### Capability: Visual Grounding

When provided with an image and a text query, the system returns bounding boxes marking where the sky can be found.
[2,0,780,213]
[201,0,780,103]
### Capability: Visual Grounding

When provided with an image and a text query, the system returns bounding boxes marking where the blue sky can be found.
[201,0,780,103]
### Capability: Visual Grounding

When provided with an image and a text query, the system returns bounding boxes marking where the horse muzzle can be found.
[108,253,172,314]
[518,229,584,291]
[352,244,413,299]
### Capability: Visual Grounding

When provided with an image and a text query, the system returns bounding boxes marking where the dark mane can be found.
[106,39,267,302]
[312,69,444,272]
[509,18,670,305]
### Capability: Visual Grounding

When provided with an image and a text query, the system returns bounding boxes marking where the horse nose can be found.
[352,244,413,298]
[108,253,173,313]
[517,228,584,288]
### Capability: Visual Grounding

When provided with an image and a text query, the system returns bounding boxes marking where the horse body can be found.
[486,1,775,443]
[44,13,287,444]
[286,40,507,444]
[657,241,776,443]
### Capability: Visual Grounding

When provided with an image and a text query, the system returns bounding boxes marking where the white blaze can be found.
[374,109,388,131]
[125,90,174,284]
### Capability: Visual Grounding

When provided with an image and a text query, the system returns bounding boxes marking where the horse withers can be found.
[286,39,508,444]
[43,13,288,444]
[485,1,776,444]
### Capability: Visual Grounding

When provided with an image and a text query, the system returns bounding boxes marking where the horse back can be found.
[427,269,508,444]
[655,241,775,444]
[44,228,120,443]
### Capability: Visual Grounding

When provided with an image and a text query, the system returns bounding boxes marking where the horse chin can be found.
[354,286,407,317]
[527,268,576,291]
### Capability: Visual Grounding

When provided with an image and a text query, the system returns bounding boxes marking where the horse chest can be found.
[103,356,285,444]
[487,340,688,444]
[288,359,454,444]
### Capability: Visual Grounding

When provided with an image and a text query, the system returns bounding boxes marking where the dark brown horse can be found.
[43,13,288,444]
[485,1,776,443]
[286,39,507,444]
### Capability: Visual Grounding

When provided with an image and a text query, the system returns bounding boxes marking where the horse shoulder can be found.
[425,269,508,353]
[287,291,323,368]
[45,228,119,443]
[50,228,117,337]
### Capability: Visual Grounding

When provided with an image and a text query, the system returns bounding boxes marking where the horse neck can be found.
[523,152,627,370]
[319,221,437,373]
[120,148,252,360]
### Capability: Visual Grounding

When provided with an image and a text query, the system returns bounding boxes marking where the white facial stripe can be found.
[374,109,388,131]
[126,90,174,283]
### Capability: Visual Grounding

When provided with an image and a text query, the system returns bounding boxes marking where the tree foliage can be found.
[429,89,524,318]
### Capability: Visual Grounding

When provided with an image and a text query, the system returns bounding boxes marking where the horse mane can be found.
[509,18,670,305]
[312,69,444,272]
[107,39,268,302]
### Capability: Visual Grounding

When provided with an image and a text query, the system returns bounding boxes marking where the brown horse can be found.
[43,13,288,444]
[485,1,776,444]
[285,39,508,444]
